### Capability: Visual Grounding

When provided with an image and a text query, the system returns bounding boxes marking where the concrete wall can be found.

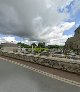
[0,51,80,74]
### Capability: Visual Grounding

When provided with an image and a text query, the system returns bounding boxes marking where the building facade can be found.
[0,42,18,53]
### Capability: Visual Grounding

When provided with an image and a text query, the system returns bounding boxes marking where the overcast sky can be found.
[0,0,80,45]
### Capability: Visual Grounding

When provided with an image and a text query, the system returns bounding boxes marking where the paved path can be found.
[0,59,80,92]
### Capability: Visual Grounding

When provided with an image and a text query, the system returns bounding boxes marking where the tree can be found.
[47,45,64,49]
[31,43,37,48]
[38,42,45,48]
[17,42,31,48]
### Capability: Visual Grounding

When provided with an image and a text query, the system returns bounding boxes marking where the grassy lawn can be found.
[33,47,49,53]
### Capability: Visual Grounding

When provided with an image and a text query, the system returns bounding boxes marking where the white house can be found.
[1,42,18,53]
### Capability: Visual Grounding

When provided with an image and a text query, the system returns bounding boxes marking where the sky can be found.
[0,0,80,45]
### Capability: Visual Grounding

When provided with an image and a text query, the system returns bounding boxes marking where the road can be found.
[0,59,80,92]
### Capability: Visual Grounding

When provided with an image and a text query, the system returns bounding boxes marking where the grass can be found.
[33,47,49,53]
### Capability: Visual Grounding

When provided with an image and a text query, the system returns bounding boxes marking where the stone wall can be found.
[65,26,80,55]
[0,51,80,74]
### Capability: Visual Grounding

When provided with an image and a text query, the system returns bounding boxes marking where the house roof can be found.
[1,42,18,47]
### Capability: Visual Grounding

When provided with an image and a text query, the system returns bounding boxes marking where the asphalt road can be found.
[0,59,80,92]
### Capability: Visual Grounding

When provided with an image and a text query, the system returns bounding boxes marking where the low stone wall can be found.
[0,51,80,74]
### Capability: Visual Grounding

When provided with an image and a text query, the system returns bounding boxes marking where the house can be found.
[0,42,19,53]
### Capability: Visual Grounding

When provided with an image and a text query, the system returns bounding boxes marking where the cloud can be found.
[41,22,75,45]
[0,0,70,37]
[59,0,80,19]
[70,0,80,16]
[0,21,75,45]
[0,36,17,44]
[47,35,73,45]
[46,0,74,9]
[0,0,78,45]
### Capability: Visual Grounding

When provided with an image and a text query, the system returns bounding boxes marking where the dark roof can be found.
[1,42,18,47]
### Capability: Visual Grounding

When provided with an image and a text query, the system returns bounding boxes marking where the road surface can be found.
[0,59,80,92]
